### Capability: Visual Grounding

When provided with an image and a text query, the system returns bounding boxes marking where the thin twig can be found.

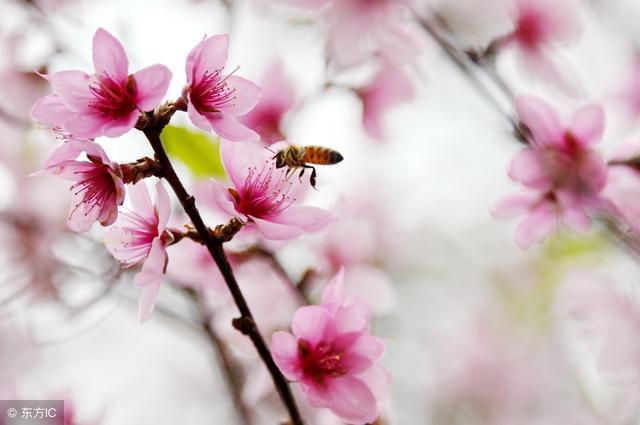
[138,104,304,425]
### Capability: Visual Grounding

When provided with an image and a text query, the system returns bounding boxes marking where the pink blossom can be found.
[238,61,295,144]
[183,35,260,142]
[357,60,414,140]
[33,139,125,232]
[200,140,334,240]
[271,270,390,424]
[503,0,582,92]
[288,0,423,69]
[30,28,172,138]
[603,142,640,232]
[493,96,608,248]
[104,180,172,322]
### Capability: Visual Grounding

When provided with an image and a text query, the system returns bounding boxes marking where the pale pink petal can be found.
[97,194,119,226]
[80,140,109,164]
[519,51,581,97]
[49,71,93,112]
[67,191,101,232]
[220,139,271,190]
[43,139,95,166]
[134,64,172,111]
[260,60,295,113]
[344,266,397,315]
[515,95,564,146]
[492,192,538,218]
[268,206,335,232]
[203,179,237,218]
[348,334,385,364]
[187,100,212,132]
[251,216,304,240]
[128,181,154,220]
[562,206,591,233]
[321,268,346,310]
[216,76,260,115]
[291,306,331,345]
[507,148,551,189]
[134,238,166,322]
[102,110,140,138]
[37,160,96,181]
[355,364,392,401]
[271,331,300,380]
[92,28,129,81]
[569,104,605,148]
[334,301,371,334]
[325,376,378,424]
[30,95,76,128]
[207,112,260,142]
[154,180,171,231]
[514,202,557,249]
[185,35,229,85]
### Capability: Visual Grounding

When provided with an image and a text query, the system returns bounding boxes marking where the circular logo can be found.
[6,407,17,418]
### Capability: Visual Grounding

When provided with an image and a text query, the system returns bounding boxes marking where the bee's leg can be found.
[309,166,317,190]
[284,167,296,182]
[298,167,305,182]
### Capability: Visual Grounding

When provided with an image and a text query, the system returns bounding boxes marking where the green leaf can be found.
[160,125,225,178]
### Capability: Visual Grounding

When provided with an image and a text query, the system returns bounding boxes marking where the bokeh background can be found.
[2,0,640,424]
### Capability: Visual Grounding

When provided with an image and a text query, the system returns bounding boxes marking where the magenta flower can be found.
[34,139,125,232]
[238,60,295,144]
[357,61,414,141]
[183,35,260,142]
[502,0,582,91]
[104,181,172,322]
[271,270,390,424]
[31,28,172,138]
[493,96,608,249]
[201,140,334,240]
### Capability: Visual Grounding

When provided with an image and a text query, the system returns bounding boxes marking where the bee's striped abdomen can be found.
[303,146,344,165]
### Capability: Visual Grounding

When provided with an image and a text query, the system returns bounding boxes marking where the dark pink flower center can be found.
[70,161,116,217]
[229,162,294,219]
[297,339,348,386]
[515,10,546,49]
[190,68,237,114]
[89,73,138,119]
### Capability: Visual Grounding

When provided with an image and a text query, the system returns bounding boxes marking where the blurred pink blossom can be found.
[503,0,582,92]
[200,140,334,240]
[183,35,260,142]
[238,61,295,144]
[30,28,172,138]
[34,139,125,232]
[287,0,423,68]
[357,60,414,141]
[271,270,390,424]
[105,180,172,322]
[493,96,608,248]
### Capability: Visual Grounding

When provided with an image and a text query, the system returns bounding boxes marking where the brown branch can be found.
[137,104,304,425]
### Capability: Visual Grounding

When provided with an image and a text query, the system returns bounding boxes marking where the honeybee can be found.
[271,145,344,189]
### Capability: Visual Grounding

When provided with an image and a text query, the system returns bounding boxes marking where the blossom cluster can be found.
[29,27,389,424]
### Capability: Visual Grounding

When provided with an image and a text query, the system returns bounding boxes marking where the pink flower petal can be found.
[569,104,605,148]
[321,268,346,310]
[30,95,76,129]
[355,364,392,401]
[515,95,563,146]
[291,305,331,345]
[217,75,260,116]
[101,109,140,138]
[134,64,172,111]
[67,191,101,232]
[268,206,335,233]
[260,60,295,113]
[128,181,154,221]
[514,201,557,249]
[154,180,171,231]
[271,331,300,380]
[325,376,378,424]
[92,28,129,81]
[43,139,95,167]
[50,71,93,112]
[207,112,260,142]
[187,100,212,132]
[185,34,229,85]
[251,216,304,240]
[134,237,166,322]
[202,179,237,218]
[97,193,119,226]
[492,192,538,218]
[507,148,550,189]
